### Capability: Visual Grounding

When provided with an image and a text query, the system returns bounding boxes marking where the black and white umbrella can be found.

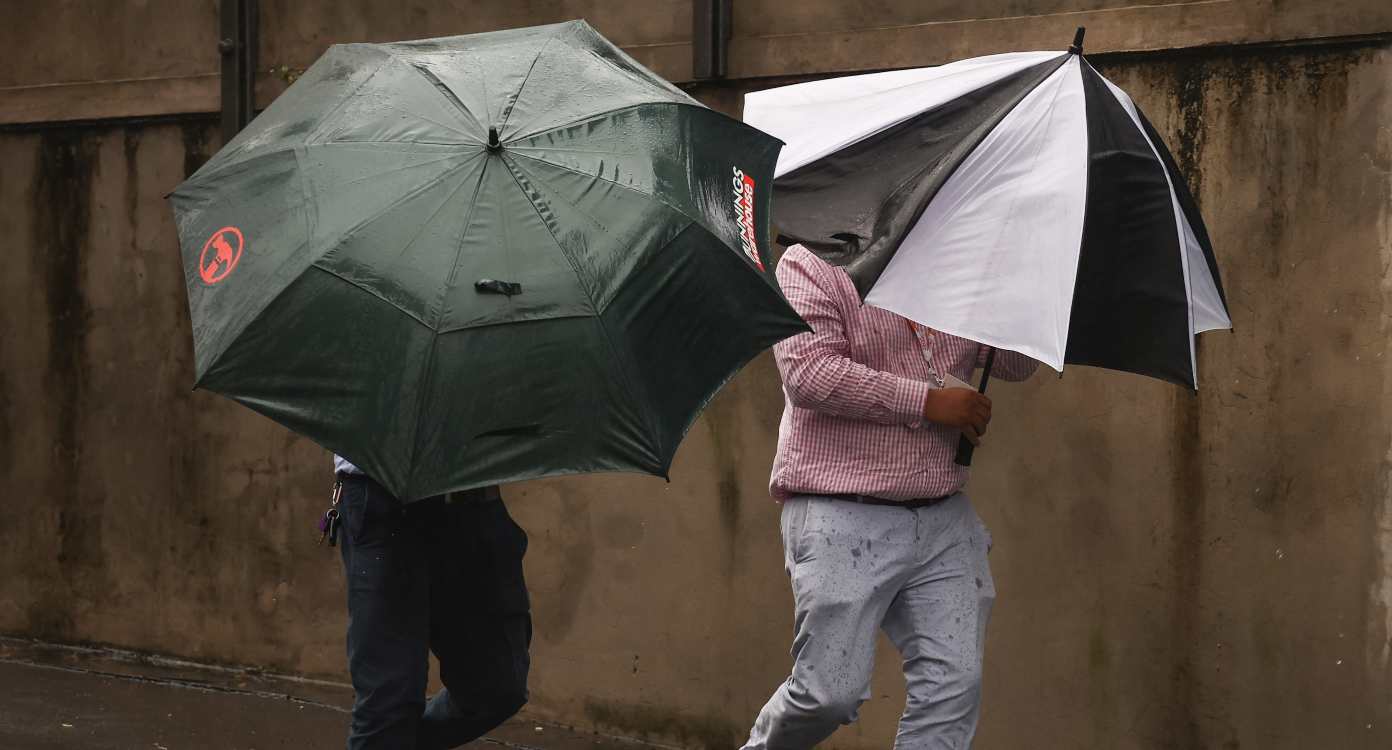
[744,29,1231,393]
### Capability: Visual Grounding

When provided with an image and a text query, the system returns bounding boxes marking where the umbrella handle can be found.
[954,347,995,467]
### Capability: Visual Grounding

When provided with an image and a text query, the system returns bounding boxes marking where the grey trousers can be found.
[742,494,996,750]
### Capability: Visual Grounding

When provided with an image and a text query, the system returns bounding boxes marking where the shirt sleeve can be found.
[979,345,1039,382]
[773,249,933,425]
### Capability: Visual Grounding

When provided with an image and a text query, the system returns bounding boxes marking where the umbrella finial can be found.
[487,127,501,151]
[1069,27,1086,55]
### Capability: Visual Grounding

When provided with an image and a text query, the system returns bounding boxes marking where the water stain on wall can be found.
[28,129,101,640]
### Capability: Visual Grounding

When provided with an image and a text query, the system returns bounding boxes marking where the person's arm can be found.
[773,251,931,426]
[772,250,991,442]
[979,345,1039,382]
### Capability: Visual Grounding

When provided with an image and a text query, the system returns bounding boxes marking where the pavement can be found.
[0,638,662,750]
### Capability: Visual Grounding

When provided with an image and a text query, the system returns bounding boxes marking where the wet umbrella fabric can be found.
[172,21,807,500]
[743,34,1231,389]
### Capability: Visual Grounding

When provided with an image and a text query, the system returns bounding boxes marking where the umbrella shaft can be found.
[953,348,995,466]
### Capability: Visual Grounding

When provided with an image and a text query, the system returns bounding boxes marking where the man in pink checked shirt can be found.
[740,244,1037,750]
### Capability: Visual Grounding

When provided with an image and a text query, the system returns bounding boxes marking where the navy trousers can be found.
[336,474,531,750]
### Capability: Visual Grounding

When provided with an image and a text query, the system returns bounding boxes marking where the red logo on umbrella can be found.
[199,226,244,285]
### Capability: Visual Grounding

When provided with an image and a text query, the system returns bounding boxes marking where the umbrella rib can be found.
[503,21,696,139]
[400,159,493,494]
[318,139,477,147]
[506,152,663,223]
[377,159,489,299]
[497,156,600,305]
[508,152,777,312]
[437,157,495,304]
[506,145,648,157]
[498,155,664,461]
[378,100,480,140]
[1134,108,1228,310]
[505,153,617,237]
[401,63,488,137]
[752,55,1064,174]
[303,146,476,190]
[879,56,1071,223]
[505,148,761,281]
[579,22,695,104]
[304,53,392,145]
[306,265,434,329]
[496,24,565,134]
[509,148,785,296]
[310,154,483,264]
[509,100,709,143]
[400,334,440,500]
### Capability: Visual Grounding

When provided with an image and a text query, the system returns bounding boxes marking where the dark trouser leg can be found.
[417,490,532,750]
[339,476,430,750]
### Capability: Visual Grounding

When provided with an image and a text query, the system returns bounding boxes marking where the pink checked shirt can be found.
[770,245,1038,502]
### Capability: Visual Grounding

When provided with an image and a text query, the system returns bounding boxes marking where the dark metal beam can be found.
[219,0,257,141]
[692,0,732,80]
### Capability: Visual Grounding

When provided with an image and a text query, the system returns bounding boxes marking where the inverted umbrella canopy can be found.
[172,20,807,500]
[744,29,1231,388]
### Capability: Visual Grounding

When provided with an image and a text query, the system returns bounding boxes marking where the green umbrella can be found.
[171,21,807,500]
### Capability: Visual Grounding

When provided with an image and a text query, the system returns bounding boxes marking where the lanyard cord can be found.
[904,318,945,388]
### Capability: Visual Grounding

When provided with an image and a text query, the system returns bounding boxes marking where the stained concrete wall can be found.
[7,0,1390,123]
[3,2,1391,749]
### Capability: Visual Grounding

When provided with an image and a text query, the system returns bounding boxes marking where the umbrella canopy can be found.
[172,20,807,500]
[744,30,1231,388]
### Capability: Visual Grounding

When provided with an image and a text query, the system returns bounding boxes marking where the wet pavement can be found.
[0,639,661,750]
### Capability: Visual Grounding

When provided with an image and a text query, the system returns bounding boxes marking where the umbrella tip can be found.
[1069,27,1086,55]
[487,127,501,151]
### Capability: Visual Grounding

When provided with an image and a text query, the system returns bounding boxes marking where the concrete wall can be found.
[3,2,1391,748]
[8,0,1390,123]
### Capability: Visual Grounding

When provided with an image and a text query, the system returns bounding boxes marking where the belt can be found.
[828,493,951,509]
[335,472,500,504]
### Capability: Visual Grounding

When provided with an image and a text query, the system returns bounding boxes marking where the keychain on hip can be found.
[318,480,343,546]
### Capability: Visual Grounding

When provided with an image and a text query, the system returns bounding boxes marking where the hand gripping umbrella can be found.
[172,21,808,500]
[744,29,1231,464]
